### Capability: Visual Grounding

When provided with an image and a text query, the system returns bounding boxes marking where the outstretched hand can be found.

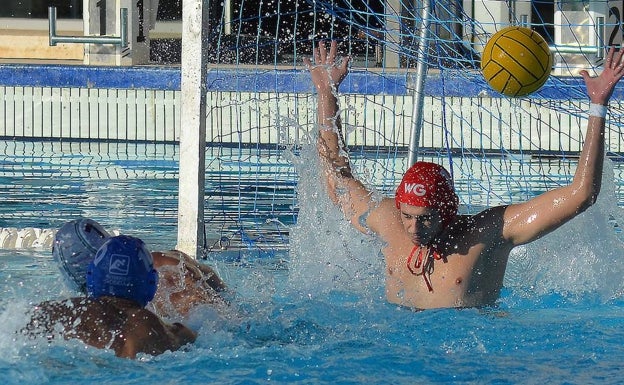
[581,47,624,105]
[304,40,350,94]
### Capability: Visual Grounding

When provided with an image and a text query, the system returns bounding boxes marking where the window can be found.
[0,0,82,18]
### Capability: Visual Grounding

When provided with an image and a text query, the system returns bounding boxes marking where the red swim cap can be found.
[395,162,459,226]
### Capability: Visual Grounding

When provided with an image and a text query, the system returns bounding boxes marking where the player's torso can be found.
[382,210,512,309]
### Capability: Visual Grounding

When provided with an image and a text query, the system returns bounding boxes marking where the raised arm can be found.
[503,47,624,246]
[303,41,355,200]
[304,41,398,235]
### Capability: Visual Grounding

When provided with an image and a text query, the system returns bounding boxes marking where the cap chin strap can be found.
[406,244,445,292]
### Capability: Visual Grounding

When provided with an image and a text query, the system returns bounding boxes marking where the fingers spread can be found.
[318,41,327,63]
[616,48,624,69]
[328,41,338,63]
[314,46,321,64]
[341,55,351,70]
[606,46,615,66]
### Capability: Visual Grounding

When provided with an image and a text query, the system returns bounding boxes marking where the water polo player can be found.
[25,235,197,358]
[52,217,228,318]
[306,41,624,309]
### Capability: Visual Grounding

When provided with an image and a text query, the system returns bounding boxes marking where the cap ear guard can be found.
[52,218,111,293]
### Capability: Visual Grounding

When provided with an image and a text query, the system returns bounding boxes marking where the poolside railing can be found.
[2,64,623,156]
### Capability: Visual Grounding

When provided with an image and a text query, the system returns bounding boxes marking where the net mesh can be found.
[187,0,624,256]
[3,0,624,259]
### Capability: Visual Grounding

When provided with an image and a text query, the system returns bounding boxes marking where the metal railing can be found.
[48,6,128,47]
[520,14,605,59]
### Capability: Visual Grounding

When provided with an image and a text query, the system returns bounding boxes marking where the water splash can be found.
[0,301,32,362]
[285,143,384,299]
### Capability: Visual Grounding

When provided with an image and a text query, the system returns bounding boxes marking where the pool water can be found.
[2,140,624,384]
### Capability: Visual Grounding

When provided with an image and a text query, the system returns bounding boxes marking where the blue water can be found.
[2,140,624,384]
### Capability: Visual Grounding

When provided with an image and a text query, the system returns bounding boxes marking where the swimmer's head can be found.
[52,218,111,293]
[86,235,158,307]
[395,162,459,227]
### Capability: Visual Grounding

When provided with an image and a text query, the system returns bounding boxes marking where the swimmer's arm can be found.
[306,41,356,202]
[316,90,394,236]
[196,263,227,292]
[502,114,605,245]
[22,299,79,337]
[176,252,227,292]
[153,250,227,292]
[305,41,405,238]
[168,322,198,347]
[503,48,624,246]
[306,41,386,234]
[117,311,197,359]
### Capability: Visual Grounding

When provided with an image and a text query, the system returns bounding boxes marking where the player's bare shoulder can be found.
[439,206,509,249]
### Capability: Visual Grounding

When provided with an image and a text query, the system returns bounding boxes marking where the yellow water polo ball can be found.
[480,26,553,97]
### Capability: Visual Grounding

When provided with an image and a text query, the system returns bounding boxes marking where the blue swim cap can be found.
[52,218,111,292]
[86,235,158,307]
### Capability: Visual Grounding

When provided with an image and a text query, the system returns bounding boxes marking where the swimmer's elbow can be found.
[325,187,341,206]
[116,341,139,359]
[580,194,598,212]
[573,184,601,212]
[553,190,595,223]
[172,322,198,345]
[324,174,345,205]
